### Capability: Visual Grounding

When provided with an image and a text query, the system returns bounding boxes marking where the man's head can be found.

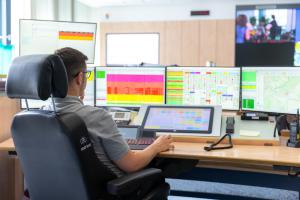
[54,47,88,98]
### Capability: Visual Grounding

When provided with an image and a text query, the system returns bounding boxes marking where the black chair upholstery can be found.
[6,54,169,200]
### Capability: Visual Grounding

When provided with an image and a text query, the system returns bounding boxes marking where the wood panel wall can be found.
[0,97,21,200]
[99,20,235,66]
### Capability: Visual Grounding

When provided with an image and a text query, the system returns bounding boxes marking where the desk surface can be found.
[160,142,300,167]
[2,138,300,167]
[0,138,15,151]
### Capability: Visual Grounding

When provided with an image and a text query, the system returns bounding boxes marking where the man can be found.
[52,47,174,177]
[269,15,278,40]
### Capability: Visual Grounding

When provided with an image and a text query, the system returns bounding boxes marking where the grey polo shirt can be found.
[47,96,129,177]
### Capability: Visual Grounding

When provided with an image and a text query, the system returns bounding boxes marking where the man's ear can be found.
[75,72,83,85]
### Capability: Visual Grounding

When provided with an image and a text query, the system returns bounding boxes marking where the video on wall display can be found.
[236,4,300,66]
[96,67,165,107]
[20,19,97,63]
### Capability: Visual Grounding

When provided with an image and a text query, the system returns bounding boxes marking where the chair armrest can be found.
[107,168,163,196]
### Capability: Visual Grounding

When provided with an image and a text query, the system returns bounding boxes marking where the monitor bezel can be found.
[241,66,300,115]
[141,105,215,134]
[95,66,166,108]
[19,19,97,64]
[166,66,241,111]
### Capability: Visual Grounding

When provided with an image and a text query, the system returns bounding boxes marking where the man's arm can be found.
[114,135,174,173]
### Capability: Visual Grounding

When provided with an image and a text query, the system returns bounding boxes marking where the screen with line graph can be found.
[20,19,96,63]
[95,67,165,107]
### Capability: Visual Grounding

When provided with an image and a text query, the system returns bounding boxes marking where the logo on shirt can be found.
[80,137,88,145]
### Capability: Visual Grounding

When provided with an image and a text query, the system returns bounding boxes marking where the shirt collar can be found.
[53,96,83,105]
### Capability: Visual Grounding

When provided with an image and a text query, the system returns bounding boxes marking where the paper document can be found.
[239,130,261,137]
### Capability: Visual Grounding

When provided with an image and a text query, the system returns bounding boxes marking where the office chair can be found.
[6,54,169,200]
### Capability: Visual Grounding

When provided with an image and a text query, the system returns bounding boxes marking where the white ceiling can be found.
[76,0,182,7]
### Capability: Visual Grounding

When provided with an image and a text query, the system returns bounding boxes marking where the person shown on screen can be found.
[236,14,248,43]
[50,47,197,178]
[245,16,257,42]
[269,15,279,40]
[256,17,267,42]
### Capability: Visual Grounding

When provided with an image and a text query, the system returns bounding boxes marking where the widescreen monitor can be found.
[95,67,165,107]
[19,19,97,63]
[166,67,240,110]
[21,67,95,109]
[236,4,300,66]
[141,105,214,134]
[242,67,300,114]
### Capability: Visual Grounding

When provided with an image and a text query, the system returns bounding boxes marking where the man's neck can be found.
[67,88,79,97]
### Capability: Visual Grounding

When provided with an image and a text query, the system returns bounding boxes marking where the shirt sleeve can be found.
[86,108,130,161]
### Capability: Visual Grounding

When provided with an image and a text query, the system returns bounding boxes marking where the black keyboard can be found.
[126,138,155,150]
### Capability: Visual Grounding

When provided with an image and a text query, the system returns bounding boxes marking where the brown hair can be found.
[54,47,88,83]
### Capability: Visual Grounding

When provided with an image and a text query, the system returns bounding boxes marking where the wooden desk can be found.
[2,138,300,199]
[0,138,15,151]
[160,142,300,167]
[2,138,300,168]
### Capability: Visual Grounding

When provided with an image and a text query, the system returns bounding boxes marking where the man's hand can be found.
[114,135,174,173]
[151,135,174,153]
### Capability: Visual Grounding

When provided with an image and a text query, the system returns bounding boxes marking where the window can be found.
[0,0,11,90]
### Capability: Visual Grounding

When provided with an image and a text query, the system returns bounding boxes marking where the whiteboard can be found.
[20,19,97,63]
[106,33,159,65]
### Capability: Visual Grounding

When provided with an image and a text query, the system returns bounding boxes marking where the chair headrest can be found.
[6,54,68,100]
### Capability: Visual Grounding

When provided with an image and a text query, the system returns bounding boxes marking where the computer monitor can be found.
[19,19,97,64]
[141,105,214,134]
[242,67,300,114]
[95,66,165,107]
[166,67,240,110]
[21,67,95,109]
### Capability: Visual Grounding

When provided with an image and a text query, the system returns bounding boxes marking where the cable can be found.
[204,133,233,151]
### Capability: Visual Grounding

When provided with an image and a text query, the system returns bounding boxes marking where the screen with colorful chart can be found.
[96,67,165,107]
[166,67,240,110]
[242,67,300,114]
[142,106,214,134]
[19,19,96,63]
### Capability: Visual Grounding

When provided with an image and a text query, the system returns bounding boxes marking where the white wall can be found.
[74,1,91,22]
[58,0,72,21]
[89,0,300,22]
[31,0,57,20]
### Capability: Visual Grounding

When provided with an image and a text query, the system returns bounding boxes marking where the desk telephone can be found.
[110,111,131,126]
[275,111,300,148]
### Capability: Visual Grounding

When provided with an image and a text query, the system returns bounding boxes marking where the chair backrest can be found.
[6,55,116,200]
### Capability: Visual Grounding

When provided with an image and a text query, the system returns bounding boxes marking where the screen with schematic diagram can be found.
[166,67,240,110]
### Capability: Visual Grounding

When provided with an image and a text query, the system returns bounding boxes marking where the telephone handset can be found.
[274,115,290,137]
[110,111,131,126]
